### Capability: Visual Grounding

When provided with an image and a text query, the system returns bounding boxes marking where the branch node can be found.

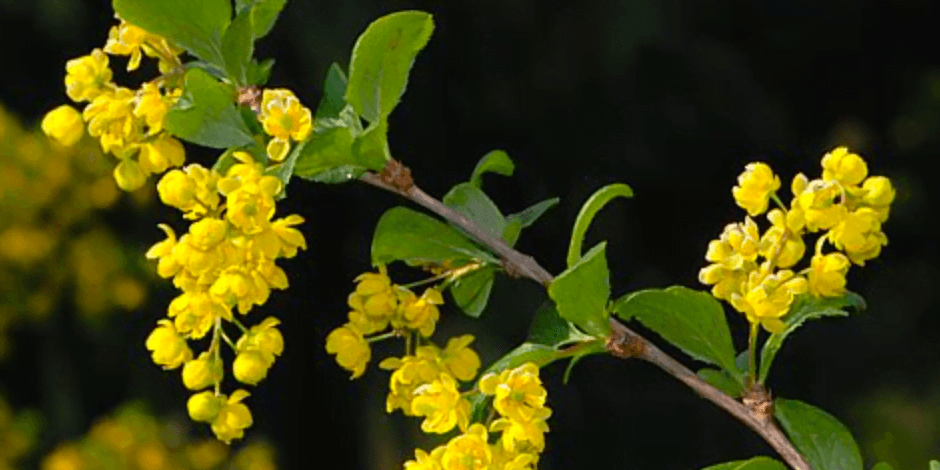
[604,328,646,359]
[379,159,414,193]
[236,86,262,114]
[500,258,524,279]
[742,383,774,425]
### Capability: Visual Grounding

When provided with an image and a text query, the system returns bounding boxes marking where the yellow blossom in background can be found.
[41,105,85,146]
[732,162,780,216]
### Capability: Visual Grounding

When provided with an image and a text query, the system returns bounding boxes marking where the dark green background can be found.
[1,0,938,468]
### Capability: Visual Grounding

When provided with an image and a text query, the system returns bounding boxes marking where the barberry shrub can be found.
[38,1,917,469]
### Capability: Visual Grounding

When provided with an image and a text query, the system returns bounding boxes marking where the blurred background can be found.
[0,0,938,469]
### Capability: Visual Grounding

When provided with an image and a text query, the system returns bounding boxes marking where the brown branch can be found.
[358,165,812,470]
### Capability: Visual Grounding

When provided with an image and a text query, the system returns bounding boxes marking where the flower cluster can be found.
[144,152,305,442]
[43,18,186,191]
[325,269,551,469]
[40,402,279,470]
[401,363,551,470]
[700,148,895,332]
[0,104,147,358]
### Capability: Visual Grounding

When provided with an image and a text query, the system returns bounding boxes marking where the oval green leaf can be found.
[698,368,744,398]
[614,286,739,379]
[345,11,434,123]
[371,207,496,267]
[165,68,255,149]
[469,150,514,188]
[548,243,611,337]
[448,266,495,318]
[775,398,864,470]
[114,0,231,67]
[567,183,633,267]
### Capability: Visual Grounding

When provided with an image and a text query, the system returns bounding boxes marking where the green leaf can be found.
[222,9,254,85]
[316,63,350,119]
[113,0,231,67]
[871,463,894,470]
[548,243,611,337]
[245,0,287,39]
[614,286,739,379]
[166,68,256,149]
[700,457,787,470]
[698,368,744,397]
[527,301,595,348]
[759,292,865,383]
[443,183,506,239]
[562,342,605,384]
[293,117,358,182]
[507,198,560,228]
[371,207,496,267]
[775,398,863,470]
[930,461,940,470]
[469,150,514,187]
[481,343,560,377]
[567,183,633,267]
[247,58,275,86]
[351,120,391,170]
[448,267,496,318]
[502,218,524,247]
[345,11,434,122]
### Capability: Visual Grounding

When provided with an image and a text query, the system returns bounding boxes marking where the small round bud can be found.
[114,159,147,191]
[233,350,273,385]
[187,391,222,422]
[41,105,85,146]
[182,352,223,390]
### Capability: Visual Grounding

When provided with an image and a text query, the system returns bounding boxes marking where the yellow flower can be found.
[187,391,223,423]
[182,352,223,390]
[168,292,230,339]
[440,424,491,470]
[794,179,848,232]
[441,335,481,382]
[325,323,371,379]
[396,287,443,337]
[490,408,551,452]
[233,350,274,385]
[807,253,850,298]
[699,218,762,301]
[113,158,147,191]
[822,146,867,186]
[41,105,85,146]
[259,89,312,162]
[380,348,443,414]
[65,49,113,102]
[412,373,472,434]
[145,319,192,369]
[236,317,284,358]
[759,209,805,269]
[103,20,181,72]
[83,87,142,157]
[138,135,185,175]
[729,267,807,333]
[347,269,398,334]
[860,176,895,221]
[479,363,547,423]
[828,208,888,265]
[269,215,307,258]
[404,447,445,470]
[210,390,253,443]
[732,162,780,216]
[490,446,538,470]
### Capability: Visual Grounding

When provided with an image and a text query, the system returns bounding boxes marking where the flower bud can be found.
[233,350,273,385]
[41,105,85,146]
[182,352,223,390]
[114,159,147,191]
[187,391,222,422]
[145,320,192,369]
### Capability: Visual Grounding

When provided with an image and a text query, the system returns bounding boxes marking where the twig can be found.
[358,164,812,470]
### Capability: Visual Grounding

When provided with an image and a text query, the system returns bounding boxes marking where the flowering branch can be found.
[360,162,813,470]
